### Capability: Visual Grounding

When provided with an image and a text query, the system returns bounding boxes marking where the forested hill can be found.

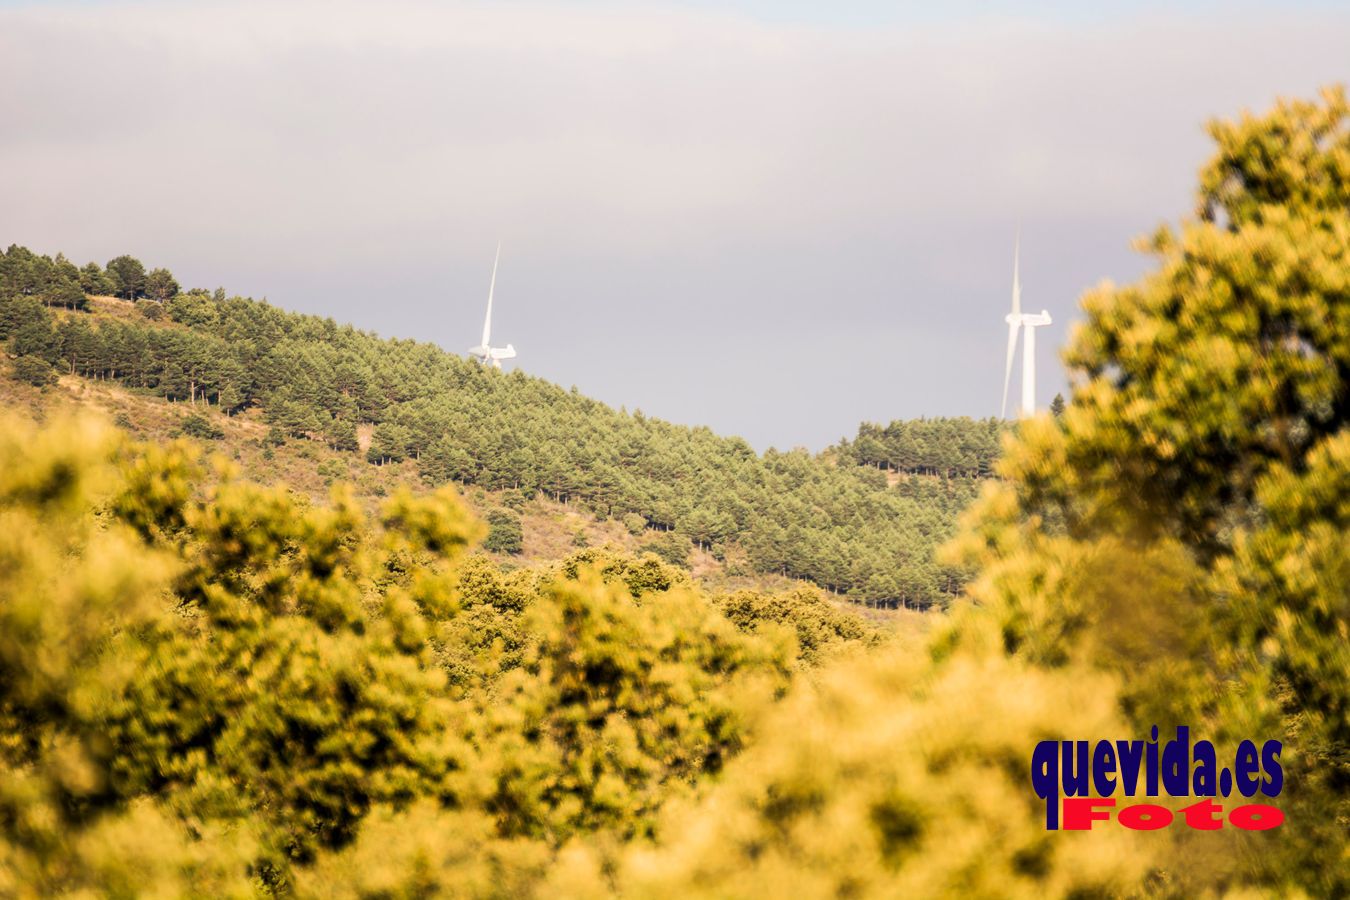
[0,245,1003,607]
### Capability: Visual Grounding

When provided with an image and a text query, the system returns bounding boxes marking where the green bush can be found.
[12,355,56,387]
[638,530,689,567]
[483,507,524,554]
[717,585,876,667]
[179,413,224,440]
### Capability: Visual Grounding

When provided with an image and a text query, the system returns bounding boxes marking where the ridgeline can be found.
[0,244,1004,607]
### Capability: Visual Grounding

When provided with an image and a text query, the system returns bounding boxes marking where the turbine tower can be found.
[468,241,516,369]
[1001,235,1052,418]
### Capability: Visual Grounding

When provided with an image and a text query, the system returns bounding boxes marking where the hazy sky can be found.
[2,1,1347,449]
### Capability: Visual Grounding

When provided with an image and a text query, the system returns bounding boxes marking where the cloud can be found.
[2,0,1347,448]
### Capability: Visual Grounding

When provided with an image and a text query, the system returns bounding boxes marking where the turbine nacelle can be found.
[467,343,516,358]
[1007,310,1052,327]
[468,343,517,369]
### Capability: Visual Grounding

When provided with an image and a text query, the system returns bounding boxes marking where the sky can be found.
[1,1,1347,450]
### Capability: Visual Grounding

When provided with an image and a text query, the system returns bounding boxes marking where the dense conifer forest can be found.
[0,246,1003,607]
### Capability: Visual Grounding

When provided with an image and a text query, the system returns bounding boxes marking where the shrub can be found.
[179,414,224,441]
[638,530,690,567]
[616,647,1149,897]
[12,355,56,387]
[717,585,875,667]
[484,508,524,554]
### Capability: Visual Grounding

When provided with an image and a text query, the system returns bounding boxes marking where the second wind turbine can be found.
[1001,236,1052,418]
[468,242,517,369]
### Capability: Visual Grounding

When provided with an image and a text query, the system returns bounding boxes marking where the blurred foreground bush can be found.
[0,413,1142,897]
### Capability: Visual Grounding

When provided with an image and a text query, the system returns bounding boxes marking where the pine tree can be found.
[79,261,115,296]
[144,267,180,302]
[105,255,147,300]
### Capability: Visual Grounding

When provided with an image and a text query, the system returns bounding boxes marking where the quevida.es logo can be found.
[1031,726,1283,831]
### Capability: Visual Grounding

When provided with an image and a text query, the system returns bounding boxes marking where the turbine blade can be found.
[1001,320,1020,418]
[1011,231,1022,317]
[482,241,500,348]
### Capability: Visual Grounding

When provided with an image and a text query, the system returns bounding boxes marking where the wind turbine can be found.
[1001,235,1052,418]
[467,242,516,369]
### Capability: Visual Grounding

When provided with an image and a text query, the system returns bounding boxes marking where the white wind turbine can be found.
[467,242,516,369]
[1001,235,1052,418]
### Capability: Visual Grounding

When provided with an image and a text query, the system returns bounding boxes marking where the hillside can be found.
[1,246,1003,608]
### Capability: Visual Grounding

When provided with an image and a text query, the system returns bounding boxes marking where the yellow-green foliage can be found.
[0,417,254,895]
[294,802,551,899]
[1212,431,1350,885]
[542,546,692,599]
[0,414,838,895]
[474,573,792,843]
[0,412,1143,898]
[716,585,879,667]
[616,647,1147,899]
[436,553,535,693]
